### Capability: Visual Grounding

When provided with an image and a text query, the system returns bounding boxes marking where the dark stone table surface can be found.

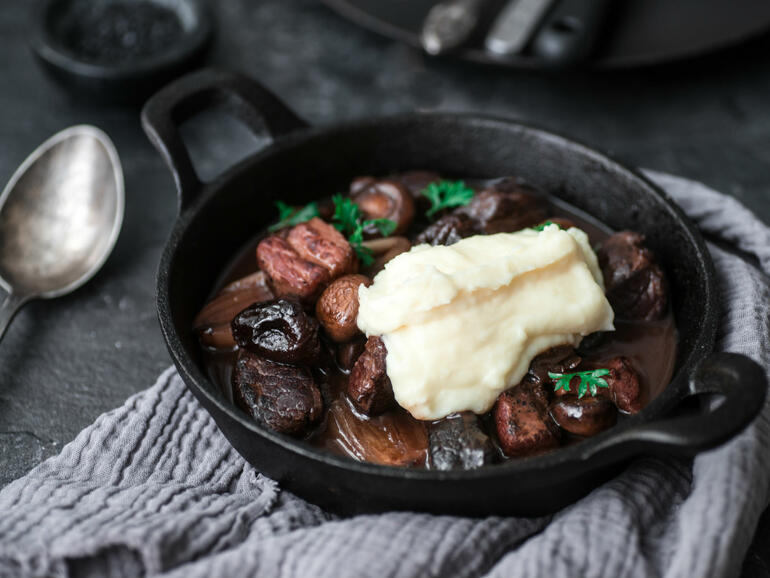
[1,0,768,574]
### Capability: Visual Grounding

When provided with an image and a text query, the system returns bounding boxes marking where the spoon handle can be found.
[0,292,26,343]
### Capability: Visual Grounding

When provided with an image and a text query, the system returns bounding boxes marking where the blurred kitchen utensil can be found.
[485,0,556,56]
[530,0,613,65]
[421,0,487,55]
[0,125,124,342]
[324,0,770,70]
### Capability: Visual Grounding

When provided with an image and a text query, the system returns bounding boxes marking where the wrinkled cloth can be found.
[1,172,769,578]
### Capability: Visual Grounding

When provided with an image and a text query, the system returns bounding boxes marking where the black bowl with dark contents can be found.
[141,69,767,516]
[30,0,212,103]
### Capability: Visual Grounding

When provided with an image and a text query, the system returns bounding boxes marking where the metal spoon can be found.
[0,125,124,342]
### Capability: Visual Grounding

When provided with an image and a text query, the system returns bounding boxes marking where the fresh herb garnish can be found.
[531,220,565,232]
[420,180,475,220]
[331,194,397,266]
[268,200,320,232]
[331,194,360,234]
[549,369,610,399]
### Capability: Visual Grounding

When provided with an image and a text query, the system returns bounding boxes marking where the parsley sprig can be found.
[549,369,610,399]
[331,194,397,266]
[420,180,475,220]
[268,201,319,232]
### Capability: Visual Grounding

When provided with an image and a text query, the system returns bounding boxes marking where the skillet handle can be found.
[584,353,766,461]
[141,68,308,211]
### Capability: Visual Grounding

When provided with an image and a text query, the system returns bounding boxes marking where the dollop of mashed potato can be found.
[357,225,615,419]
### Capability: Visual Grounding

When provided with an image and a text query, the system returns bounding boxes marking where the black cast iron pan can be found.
[141,69,766,517]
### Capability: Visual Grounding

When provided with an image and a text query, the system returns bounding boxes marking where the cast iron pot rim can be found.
[29,0,212,81]
[158,111,717,482]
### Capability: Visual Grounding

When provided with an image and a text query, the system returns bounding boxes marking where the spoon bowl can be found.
[0,125,124,338]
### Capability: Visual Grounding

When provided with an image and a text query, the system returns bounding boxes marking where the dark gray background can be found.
[1,0,769,573]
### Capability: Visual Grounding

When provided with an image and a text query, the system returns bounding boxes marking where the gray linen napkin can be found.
[1,172,768,578]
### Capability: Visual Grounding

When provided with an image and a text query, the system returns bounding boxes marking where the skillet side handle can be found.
[141,68,308,212]
[585,353,767,461]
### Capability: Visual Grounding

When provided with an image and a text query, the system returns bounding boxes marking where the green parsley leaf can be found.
[268,201,319,232]
[420,180,475,220]
[548,369,610,399]
[347,225,376,265]
[331,195,396,266]
[348,225,364,246]
[331,194,362,236]
[531,220,565,232]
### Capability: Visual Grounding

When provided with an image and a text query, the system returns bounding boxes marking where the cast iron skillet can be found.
[141,69,766,517]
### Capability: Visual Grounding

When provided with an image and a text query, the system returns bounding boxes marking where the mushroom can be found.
[315,274,371,343]
[352,180,415,237]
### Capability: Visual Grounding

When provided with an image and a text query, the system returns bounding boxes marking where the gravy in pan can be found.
[198,175,677,468]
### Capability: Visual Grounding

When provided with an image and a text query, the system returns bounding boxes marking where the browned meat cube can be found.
[234,350,323,436]
[494,380,560,457]
[527,345,582,388]
[429,412,496,470]
[459,188,547,234]
[549,395,617,437]
[416,213,478,246]
[287,217,356,279]
[348,335,395,415]
[256,235,330,304]
[597,231,668,321]
[604,356,643,414]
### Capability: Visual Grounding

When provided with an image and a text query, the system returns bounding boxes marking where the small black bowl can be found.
[30,0,212,104]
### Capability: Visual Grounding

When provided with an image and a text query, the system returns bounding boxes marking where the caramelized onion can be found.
[322,398,428,467]
[193,271,274,349]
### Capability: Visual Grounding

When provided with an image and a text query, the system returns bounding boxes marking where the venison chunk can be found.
[429,412,496,470]
[597,231,667,320]
[527,345,582,388]
[348,336,395,415]
[604,356,643,414]
[494,381,560,457]
[234,350,323,436]
[460,188,547,233]
[287,217,357,279]
[257,235,329,305]
[416,213,478,246]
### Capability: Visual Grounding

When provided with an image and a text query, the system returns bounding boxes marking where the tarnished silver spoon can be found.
[0,125,124,341]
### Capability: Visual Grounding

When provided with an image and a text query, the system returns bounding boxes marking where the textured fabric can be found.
[1,172,769,578]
